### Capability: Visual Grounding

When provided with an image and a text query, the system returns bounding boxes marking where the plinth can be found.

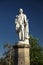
[13,41,30,65]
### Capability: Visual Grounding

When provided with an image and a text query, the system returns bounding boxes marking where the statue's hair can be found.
[19,8,23,13]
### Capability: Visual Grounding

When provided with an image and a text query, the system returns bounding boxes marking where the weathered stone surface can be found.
[13,43,30,65]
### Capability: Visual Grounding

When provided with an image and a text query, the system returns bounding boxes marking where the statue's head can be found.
[19,8,23,14]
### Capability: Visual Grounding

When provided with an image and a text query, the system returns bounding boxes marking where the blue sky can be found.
[0,0,43,57]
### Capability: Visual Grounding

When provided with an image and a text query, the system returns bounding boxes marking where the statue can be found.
[15,8,29,41]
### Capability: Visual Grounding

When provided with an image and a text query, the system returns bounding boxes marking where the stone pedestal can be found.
[13,42,30,65]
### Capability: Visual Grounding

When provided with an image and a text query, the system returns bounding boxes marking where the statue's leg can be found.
[19,31,21,40]
[25,23,29,39]
[21,25,24,40]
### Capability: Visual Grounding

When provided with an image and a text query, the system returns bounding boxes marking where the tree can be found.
[3,43,14,65]
[0,57,6,65]
[30,35,43,65]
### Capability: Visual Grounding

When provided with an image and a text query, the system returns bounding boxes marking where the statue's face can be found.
[19,8,23,14]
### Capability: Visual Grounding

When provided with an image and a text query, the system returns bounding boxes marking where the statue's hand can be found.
[16,15,18,18]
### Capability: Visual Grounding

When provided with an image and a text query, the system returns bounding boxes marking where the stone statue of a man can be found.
[15,8,29,41]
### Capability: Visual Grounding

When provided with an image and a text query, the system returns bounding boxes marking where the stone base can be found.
[13,42,30,65]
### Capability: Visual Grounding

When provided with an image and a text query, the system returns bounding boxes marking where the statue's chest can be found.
[18,15,24,21]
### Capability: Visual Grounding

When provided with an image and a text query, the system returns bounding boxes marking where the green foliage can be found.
[0,44,14,65]
[30,35,43,65]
